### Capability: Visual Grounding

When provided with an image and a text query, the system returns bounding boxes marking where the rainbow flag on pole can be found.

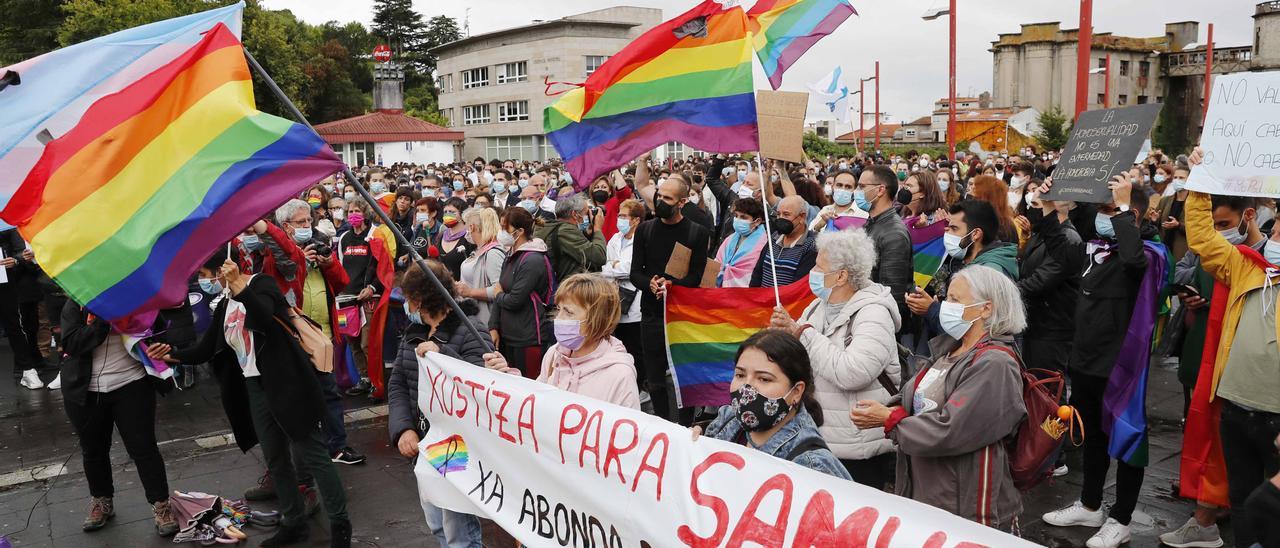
[748,0,857,89]
[545,1,759,188]
[665,278,815,407]
[0,11,343,327]
[906,215,948,289]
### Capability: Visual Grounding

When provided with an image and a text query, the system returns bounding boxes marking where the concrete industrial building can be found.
[432,7,664,161]
[991,1,1280,146]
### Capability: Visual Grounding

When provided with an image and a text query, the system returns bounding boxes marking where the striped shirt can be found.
[754,231,818,288]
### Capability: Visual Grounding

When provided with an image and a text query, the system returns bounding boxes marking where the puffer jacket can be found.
[863,208,914,320]
[796,283,901,460]
[886,335,1025,529]
[703,404,852,480]
[537,336,641,409]
[386,302,493,446]
[1018,211,1084,340]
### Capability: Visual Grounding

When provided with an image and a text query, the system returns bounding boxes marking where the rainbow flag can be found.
[425,434,470,476]
[545,1,758,188]
[665,277,815,407]
[0,18,343,327]
[906,214,947,289]
[748,0,857,89]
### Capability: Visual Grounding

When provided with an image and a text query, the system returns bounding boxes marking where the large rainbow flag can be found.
[0,10,343,326]
[748,0,857,89]
[665,277,815,407]
[545,1,759,188]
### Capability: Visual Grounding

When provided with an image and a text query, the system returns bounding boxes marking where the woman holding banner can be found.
[694,329,852,480]
[850,264,1025,531]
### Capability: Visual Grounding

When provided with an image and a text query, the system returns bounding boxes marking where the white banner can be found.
[1186,71,1280,198]
[413,353,1033,547]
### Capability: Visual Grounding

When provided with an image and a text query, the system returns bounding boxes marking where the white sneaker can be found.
[1158,517,1223,548]
[1053,464,1069,477]
[19,369,44,390]
[47,373,61,390]
[1086,518,1131,548]
[1042,500,1106,527]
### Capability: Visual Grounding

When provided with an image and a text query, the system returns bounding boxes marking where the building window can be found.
[462,67,489,89]
[1097,93,1105,105]
[486,136,538,161]
[1137,95,1148,104]
[441,108,453,126]
[665,142,685,159]
[498,100,529,122]
[497,61,527,84]
[1097,57,1107,69]
[1119,60,1130,76]
[1139,61,1150,78]
[1118,94,1128,106]
[437,74,453,93]
[585,55,609,76]
[463,104,490,125]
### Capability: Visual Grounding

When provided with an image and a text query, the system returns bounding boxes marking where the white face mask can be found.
[938,300,988,340]
[497,230,517,248]
[737,185,754,199]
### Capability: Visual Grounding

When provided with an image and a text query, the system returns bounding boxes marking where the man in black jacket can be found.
[1,229,45,386]
[857,165,913,322]
[1018,189,1085,378]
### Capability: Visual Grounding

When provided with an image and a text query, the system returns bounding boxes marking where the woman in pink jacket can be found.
[484,273,640,409]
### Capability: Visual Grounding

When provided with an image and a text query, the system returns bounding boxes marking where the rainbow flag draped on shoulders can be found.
[545,1,759,188]
[748,0,857,89]
[0,3,344,329]
[665,277,815,407]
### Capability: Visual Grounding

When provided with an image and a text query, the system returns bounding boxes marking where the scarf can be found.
[441,225,468,243]
[716,225,766,288]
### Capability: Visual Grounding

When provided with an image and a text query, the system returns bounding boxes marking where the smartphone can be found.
[1173,284,1199,296]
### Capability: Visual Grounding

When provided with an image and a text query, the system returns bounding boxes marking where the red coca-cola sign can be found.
[373,44,392,63]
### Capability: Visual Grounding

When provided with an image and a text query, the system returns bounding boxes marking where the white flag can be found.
[808,66,850,124]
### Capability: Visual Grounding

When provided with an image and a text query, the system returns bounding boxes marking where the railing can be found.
[1259,1,1280,15]
[1163,46,1253,71]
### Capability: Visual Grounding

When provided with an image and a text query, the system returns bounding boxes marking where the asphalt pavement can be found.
[0,340,1236,547]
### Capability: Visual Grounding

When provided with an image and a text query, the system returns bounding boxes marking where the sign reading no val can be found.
[413,353,1032,547]
[1187,72,1280,198]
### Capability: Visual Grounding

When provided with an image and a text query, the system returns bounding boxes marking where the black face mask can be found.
[654,200,677,219]
[591,190,610,204]
[895,188,914,205]
[771,217,795,236]
[1025,205,1045,228]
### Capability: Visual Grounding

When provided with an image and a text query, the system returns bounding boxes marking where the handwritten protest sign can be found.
[413,352,1033,548]
[1186,72,1280,198]
[1042,103,1162,203]
[756,90,808,163]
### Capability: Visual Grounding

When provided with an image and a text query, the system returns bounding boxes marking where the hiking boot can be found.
[331,447,366,465]
[152,500,178,536]
[1159,517,1224,548]
[1042,500,1106,528]
[259,523,309,547]
[330,518,352,548]
[82,496,114,531]
[344,378,371,396]
[244,471,276,501]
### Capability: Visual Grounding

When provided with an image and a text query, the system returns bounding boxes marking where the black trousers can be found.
[63,378,170,503]
[640,315,693,425]
[840,453,895,491]
[1070,371,1144,525]
[1219,401,1280,548]
[615,321,644,386]
[246,378,347,526]
[0,289,42,377]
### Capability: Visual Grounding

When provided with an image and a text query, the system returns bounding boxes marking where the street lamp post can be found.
[1074,0,1093,120]
[848,89,863,154]
[874,61,881,151]
[923,2,957,161]
[1203,23,1214,124]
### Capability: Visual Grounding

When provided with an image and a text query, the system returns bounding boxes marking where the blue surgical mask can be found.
[198,278,224,295]
[833,189,854,207]
[1172,178,1188,192]
[422,188,437,198]
[732,217,754,236]
[578,217,591,232]
[370,182,387,194]
[519,179,530,189]
[853,190,873,212]
[1095,213,1116,240]
[508,183,520,194]
[616,218,631,234]
[453,180,465,191]
[1219,223,1247,246]
[1265,241,1280,266]
[403,301,424,325]
[1154,174,1166,184]
[415,212,431,225]
[241,234,262,251]
[519,200,538,214]
[943,232,970,259]
[939,300,988,340]
[808,270,831,300]
[292,227,312,244]
[491,181,505,194]
[938,179,951,193]
[737,171,746,183]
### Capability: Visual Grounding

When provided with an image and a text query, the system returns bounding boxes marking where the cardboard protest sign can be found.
[1186,72,1280,198]
[1042,103,1162,203]
[756,90,808,163]
[414,352,1034,548]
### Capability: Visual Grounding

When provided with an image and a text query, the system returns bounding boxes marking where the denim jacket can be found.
[704,404,852,480]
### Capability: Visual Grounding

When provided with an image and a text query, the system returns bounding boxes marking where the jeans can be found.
[317,372,347,454]
[245,378,348,526]
[422,499,483,548]
[63,378,170,503]
[1219,400,1280,548]
[1071,372,1144,525]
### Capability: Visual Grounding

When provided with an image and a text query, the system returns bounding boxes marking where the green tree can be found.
[404,85,449,126]
[0,0,66,65]
[421,15,461,77]
[370,0,424,72]
[1033,107,1071,152]
[58,0,233,45]
[303,39,367,122]
[320,21,375,93]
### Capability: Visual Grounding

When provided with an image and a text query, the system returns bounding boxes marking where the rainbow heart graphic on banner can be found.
[425,434,469,476]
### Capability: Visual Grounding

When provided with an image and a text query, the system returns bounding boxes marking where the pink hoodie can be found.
[537,336,641,409]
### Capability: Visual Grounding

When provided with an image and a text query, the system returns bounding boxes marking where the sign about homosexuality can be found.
[413,352,1033,548]
[1043,103,1162,203]
[1187,72,1280,198]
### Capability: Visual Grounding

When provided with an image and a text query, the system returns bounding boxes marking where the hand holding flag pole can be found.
[753,154,783,309]
[242,47,494,354]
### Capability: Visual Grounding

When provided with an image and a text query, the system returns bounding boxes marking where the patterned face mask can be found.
[730,384,796,432]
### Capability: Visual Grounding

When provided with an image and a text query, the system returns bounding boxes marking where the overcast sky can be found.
[267,0,1258,126]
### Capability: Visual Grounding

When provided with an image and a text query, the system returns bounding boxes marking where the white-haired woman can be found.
[849,264,1026,531]
[455,207,506,329]
[770,229,901,489]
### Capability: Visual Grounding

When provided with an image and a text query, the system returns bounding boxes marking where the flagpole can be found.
[242,47,494,354]
[753,154,783,309]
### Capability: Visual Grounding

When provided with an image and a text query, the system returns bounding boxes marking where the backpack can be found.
[272,307,334,374]
[974,343,1082,491]
[513,250,557,346]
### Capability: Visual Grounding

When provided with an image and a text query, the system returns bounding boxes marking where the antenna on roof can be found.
[464,8,471,38]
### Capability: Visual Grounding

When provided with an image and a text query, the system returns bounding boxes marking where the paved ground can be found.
[0,340,1236,547]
